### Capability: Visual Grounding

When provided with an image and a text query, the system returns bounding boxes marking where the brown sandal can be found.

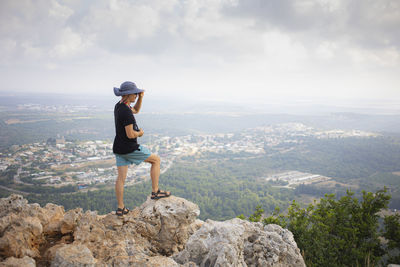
[151,189,171,200]
[116,207,129,216]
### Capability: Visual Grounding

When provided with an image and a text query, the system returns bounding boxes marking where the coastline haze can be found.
[0,91,399,116]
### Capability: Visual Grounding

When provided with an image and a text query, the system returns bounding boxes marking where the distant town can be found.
[0,123,378,194]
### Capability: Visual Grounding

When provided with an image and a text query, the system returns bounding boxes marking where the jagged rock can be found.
[68,195,200,265]
[0,194,64,235]
[138,196,200,255]
[0,194,305,267]
[174,218,306,267]
[60,208,82,234]
[174,219,247,266]
[0,194,28,218]
[0,256,36,267]
[0,214,43,258]
[42,203,65,235]
[50,244,96,267]
[72,210,132,264]
[44,243,66,264]
[110,255,181,267]
[188,219,204,235]
[0,194,67,259]
[246,223,305,267]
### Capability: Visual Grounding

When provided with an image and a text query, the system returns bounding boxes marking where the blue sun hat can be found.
[113,81,145,96]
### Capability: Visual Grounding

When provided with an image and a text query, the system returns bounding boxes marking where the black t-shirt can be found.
[112,102,140,154]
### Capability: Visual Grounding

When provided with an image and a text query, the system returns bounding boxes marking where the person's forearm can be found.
[128,131,141,139]
[134,96,143,112]
[127,131,137,139]
[126,128,142,139]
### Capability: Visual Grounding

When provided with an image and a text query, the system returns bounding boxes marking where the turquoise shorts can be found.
[115,145,152,166]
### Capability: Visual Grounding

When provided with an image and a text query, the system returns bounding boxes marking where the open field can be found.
[50,159,115,171]
[312,179,359,190]
[265,171,332,187]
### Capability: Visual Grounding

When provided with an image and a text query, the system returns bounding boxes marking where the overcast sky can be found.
[0,0,399,106]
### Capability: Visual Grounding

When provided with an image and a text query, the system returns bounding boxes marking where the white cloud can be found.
[263,31,308,70]
[348,46,400,68]
[50,27,91,58]
[80,0,161,41]
[49,0,74,19]
[315,41,337,60]
[0,38,17,62]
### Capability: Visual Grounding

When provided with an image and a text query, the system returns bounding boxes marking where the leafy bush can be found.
[258,189,392,266]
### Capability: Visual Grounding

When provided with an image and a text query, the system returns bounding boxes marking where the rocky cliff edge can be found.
[0,194,305,267]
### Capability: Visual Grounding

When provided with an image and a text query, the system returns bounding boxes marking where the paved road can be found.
[14,167,22,183]
[14,167,32,185]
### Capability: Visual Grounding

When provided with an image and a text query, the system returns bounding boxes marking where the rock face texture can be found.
[174,219,305,267]
[0,194,305,267]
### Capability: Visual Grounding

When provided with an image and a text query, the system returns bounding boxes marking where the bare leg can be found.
[116,165,128,209]
[144,154,161,192]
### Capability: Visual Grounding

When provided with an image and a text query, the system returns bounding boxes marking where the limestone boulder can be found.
[60,208,83,234]
[0,256,36,267]
[0,194,28,218]
[72,210,131,263]
[0,214,43,258]
[174,219,247,266]
[189,219,204,235]
[44,243,66,264]
[50,244,96,267]
[137,196,200,255]
[110,255,181,267]
[42,203,65,235]
[69,196,199,265]
[0,194,65,235]
[243,222,306,267]
[0,194,66,259]
[174,218,306,267]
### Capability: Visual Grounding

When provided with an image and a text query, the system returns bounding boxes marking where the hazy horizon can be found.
[1,91,399,116]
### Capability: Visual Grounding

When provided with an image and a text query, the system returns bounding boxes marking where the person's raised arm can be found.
[132,92,144,114]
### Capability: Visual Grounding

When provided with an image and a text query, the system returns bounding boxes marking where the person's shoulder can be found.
[115,102,127,110]
[114,101,122,109]
[114,102,124,114]
[116,103,133,116]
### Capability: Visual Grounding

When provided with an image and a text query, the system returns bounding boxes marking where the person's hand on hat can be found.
[138,92,144,98]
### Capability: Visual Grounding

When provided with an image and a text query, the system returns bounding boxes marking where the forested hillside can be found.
[1,134,399,221]
[243,189,400,266]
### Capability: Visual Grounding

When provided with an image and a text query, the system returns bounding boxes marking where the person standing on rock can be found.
[113,81,171,216]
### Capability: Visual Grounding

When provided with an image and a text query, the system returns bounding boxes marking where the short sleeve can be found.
[119,108,135,127]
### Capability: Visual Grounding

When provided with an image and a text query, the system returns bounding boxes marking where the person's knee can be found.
[153,154,160,165]
[145,154,160,165]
